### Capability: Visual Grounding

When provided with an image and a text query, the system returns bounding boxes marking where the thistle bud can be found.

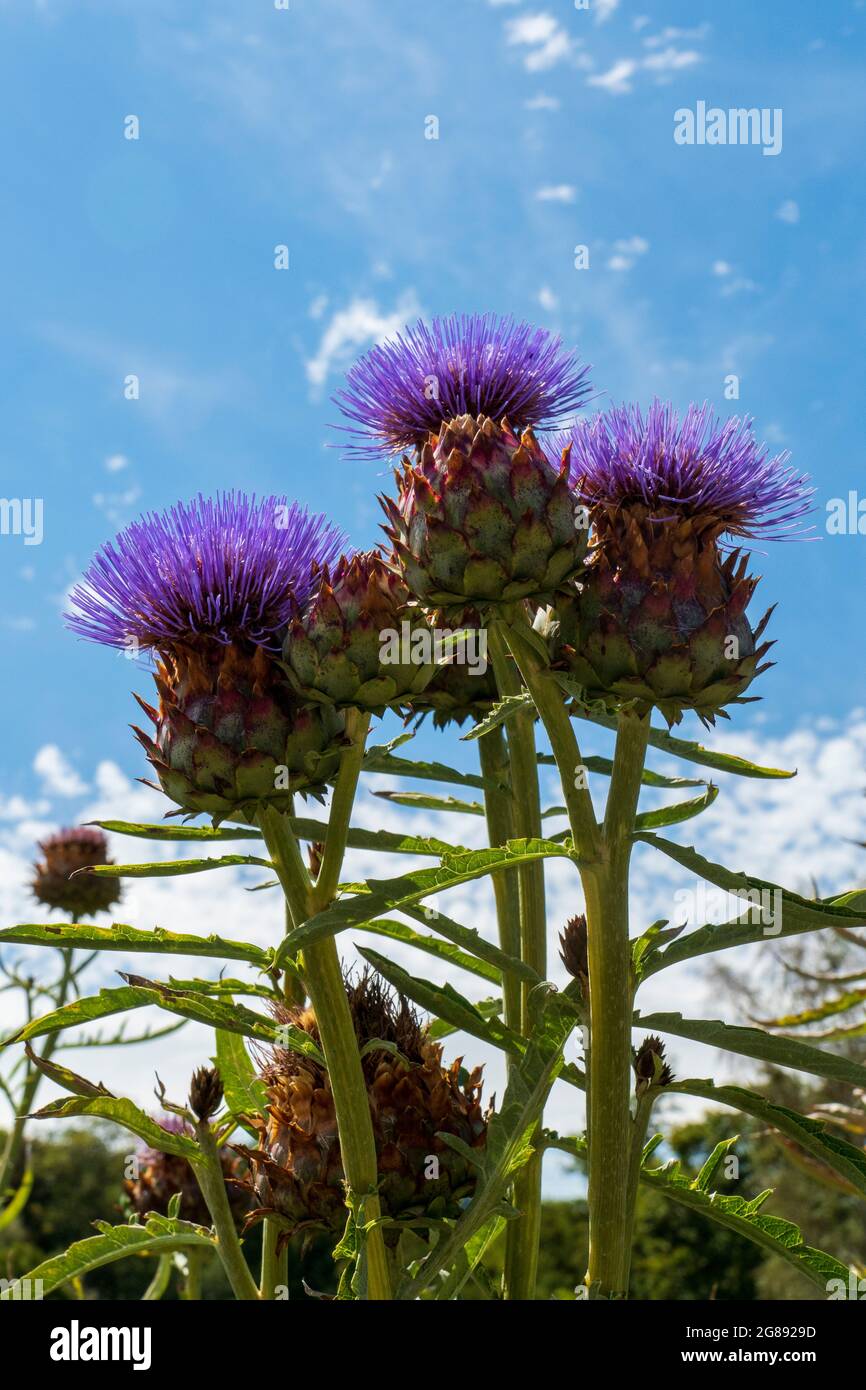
[633,1035,673,1093]
[32,827,121,918]
[189,1066,224,1122]
[559,914,588,988]
[240,971,489,1241]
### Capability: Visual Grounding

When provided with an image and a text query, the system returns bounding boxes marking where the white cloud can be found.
[712,260,732,276]
[506,13,558,45]
[105,454,128,473]
[538,285,559,311]
[587,58,637,94]
[643,24,711,47]
[33,744,89,797]
[535,183,577,203]
[776,199,800,225]
[506,12,573,70]
[614,235,649,255]
[524,93,560,110]
[642,46,701,75]
[304,291,421,391]
[593,0,619,23]
[720,275,759,298]
[607,235,649,270]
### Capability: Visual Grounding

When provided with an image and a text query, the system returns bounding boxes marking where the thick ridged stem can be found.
[497,615,648,1298]
[258,712,392,1301]
[487,625,546,1301]
[192,1122,260,1301]
[622,1089,656,1288]
[260,1217,288,1299]
[477,726,521,1057]
[582,710,649,1298]
[0,948,76,1199]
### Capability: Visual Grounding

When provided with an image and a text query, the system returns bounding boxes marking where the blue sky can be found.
[2,1,866,1187]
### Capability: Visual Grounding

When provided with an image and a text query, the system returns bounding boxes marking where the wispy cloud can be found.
[524,93,560,110]
[506,12,573,71]
[606,235,649,270]
[776,199,800,225]
[535,183,577,204]
[33,744,88,798]
[593,0,620,24]
[587,58,637,94]
[304,291,421,393]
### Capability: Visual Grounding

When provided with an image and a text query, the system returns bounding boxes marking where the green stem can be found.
[182,1247,205,1301]
[487,626,546,1301]
[258,712,392,1301]
[494,617,600,862]
[0,948,76,1198]
[583,709,649,1299]
[622,1089,655,1288]
[497,613,650,1299]
[192,1122,260,1301]
[477,726,521,1054]
[260,1216,288,1299]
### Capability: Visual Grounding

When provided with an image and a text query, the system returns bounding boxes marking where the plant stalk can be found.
[487,626,546,1301]
[477,726,521,1054]
[582,709,649,1298]
[258,711,392,1300]
[260,1216,288,1299]
[192,1122,260,1301]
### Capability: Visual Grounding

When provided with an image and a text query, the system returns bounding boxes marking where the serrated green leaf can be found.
[0,1214,214,1300]
[373,791,485,816]
[30,1095,200,1159]
[23,1044,113,1098]
[576,711,796,779]
[214,1028,267,1127]
[633,784,718,831]
[0,922,269,966]
[401,903,541,987]
[6,982,318,1057]
[635,841,866,976]
[537,753,706,790]
[670,1078,866,1198]
[695,1136,739,1191]
[757,986,866,1030]
[90,819,262,842]
[427,998,503,1041]
[545,1132,849,1292]
[273,839,573,967]
[637,1010,866,1088]
[362,741,504,792]
[83,854,273,879]
[354,919,500,984]
[461,693,535,741]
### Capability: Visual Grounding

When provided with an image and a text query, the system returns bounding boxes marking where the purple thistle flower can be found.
[558,400,814,540]
[66,492,348,653]
[333,312,592,458]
